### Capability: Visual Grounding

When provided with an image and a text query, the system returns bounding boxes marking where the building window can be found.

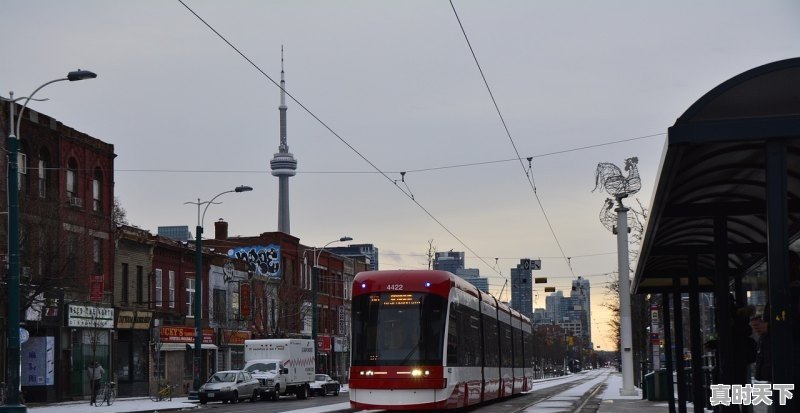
[66,158,78,198]
[232,285,240,320]
[213,289,226,324]
[121,263,129,304]
[67,232,78,278]
[155,269,163,307]
[37,158,47,198]
[93,238,103,275]
[92,168,102,212]
[168,271,175,308]
[17,144,28,193]
[186,278,195,317]
[136,266,144,304]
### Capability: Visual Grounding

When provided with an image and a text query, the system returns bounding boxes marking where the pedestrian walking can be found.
[87,360,105,406]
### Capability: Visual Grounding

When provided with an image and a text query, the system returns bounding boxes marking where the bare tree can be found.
[112,196,128,226]
[426,239,436,270]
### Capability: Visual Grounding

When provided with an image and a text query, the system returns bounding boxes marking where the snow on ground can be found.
[600,372,643,400]
[27,397,195,413]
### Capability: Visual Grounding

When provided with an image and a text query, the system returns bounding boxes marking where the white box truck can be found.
[243,339,315,400]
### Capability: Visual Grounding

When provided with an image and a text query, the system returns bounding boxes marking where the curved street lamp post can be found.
[1,70,96,413]
[184,186,253,394]
[310,236,352,373]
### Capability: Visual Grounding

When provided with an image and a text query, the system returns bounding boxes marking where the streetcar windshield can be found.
[351,292,446,366]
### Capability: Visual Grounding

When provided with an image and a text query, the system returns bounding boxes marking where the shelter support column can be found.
[688,256,705,413]
[672,280,688,413]
[765,140,794,413]
[662,293,676,413]
[713,216,736,413]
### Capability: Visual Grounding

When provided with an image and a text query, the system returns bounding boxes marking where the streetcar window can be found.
[351,292,446,366]
[482,311,499,367]
[445,296,482,367]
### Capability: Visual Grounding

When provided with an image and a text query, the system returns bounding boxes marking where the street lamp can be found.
[310,236,352,373]
[184,185,253,394]
[1,70,96,413]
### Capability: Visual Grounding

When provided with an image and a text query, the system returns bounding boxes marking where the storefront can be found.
[156,326,217,395]
[219,330,251,371]
[114,310,153,396]
[66,304,114,399]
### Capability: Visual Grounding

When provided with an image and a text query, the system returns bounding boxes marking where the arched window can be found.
[92,167,103,212]
[66,158,78,198]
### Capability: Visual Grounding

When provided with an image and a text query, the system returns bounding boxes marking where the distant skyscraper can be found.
[158,226,191,242]
[455,268,489,293]
[545,291,565,324]
[328,244,380,271]
[434,251,464,273]
[571,276,591,344]
[510,262,533,320]
[270,47,297,234]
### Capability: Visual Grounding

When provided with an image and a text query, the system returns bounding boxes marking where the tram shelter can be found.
[633,57,800,413]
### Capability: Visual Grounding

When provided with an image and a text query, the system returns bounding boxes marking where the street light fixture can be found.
[184,185,253,394]
[311,236,352,373]
[1,70,96,413]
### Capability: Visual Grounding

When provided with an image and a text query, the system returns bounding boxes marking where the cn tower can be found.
[270,47,297,234]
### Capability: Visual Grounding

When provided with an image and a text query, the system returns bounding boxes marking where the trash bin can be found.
[645,369,670,401]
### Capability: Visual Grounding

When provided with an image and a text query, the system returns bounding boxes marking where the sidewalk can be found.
[24,385,353,413]
[27,397,195,413]
[598,373,668,413]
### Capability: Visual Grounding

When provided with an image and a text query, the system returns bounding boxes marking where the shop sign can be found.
[68,305,114,328]
[221,330,251,345]
[240,282,251,318]
[160,326,214,344]
[334,336,349,352]
[317,335,332,352]
[90,274,104,302]
[117,310,135,329]
[133,311,153,330]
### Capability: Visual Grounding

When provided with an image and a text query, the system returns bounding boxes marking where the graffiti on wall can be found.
[228,244,281,278]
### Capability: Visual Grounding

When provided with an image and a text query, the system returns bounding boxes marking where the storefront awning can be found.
[158,343,218,351]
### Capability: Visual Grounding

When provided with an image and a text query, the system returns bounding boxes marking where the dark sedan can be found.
[309,374,340,397]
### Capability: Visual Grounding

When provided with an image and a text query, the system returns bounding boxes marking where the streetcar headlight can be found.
[412,369,422,377]
[424,282,431,288]
[361,370,374,376]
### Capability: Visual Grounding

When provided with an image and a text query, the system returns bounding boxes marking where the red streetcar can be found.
[349,270,535,410]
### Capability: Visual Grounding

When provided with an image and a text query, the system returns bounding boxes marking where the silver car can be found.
[199,370,260,404]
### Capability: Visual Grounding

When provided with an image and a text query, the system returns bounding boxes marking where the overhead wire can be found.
[449,0,574,277]
[176,0,503,278]
[110,132,663,174]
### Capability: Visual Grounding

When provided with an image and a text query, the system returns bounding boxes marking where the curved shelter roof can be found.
[633,57,800,294]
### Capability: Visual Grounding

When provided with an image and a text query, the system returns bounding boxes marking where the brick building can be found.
[0,102,116,402]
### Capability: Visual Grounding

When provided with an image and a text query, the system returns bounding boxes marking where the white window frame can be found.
[92,177,100,212]
[66,166,76,197]
[168,270,175,308]
[155,269,163,307]
[186,278,195,317]
[38,159,46,198]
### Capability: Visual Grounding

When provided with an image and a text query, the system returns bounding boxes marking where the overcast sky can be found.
[3,1,799,349]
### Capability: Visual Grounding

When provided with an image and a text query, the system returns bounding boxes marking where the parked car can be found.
[309,374,340,397]
[199,370,261,404]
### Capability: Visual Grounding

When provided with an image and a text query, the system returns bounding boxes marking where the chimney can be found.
[214,219,228,240]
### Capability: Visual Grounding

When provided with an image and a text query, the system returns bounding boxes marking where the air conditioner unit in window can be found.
[68,197,83,207]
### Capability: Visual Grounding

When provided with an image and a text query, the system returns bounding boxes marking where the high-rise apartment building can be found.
[433,251,465,273]
[328,244,380,271]
[510,263,534,320]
